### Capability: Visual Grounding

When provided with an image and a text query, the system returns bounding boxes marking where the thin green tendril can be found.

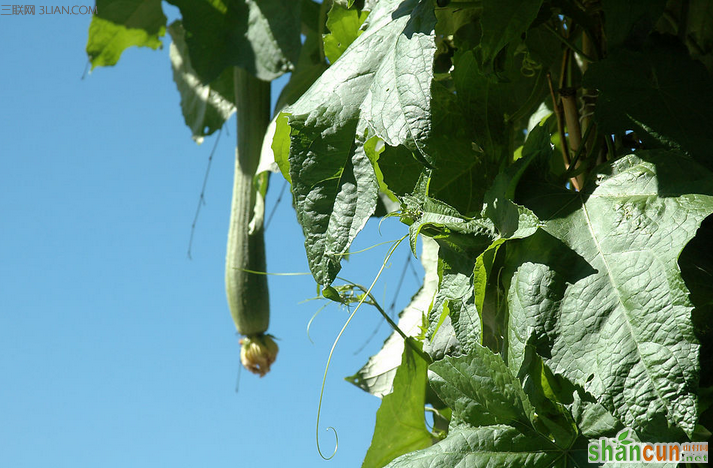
[315,234,407,460]
[306,304,328,345]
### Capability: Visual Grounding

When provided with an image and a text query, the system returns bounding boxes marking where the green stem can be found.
[354,284,433,365]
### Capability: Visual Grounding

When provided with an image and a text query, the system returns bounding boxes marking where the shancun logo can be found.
[587,428,708,464]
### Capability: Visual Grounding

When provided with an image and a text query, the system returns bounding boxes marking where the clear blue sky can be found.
[0,5,423,467]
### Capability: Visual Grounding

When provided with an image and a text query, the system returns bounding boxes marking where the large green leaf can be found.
[508,151,713,438]
[361,344,433,468]
[272,113,292,183]
[357,0,437,161]
[386,345,582,468]
[286,120,378,285]
[286,0,437,156]
[165,0,301,83]
[280,0,437,285]
[583,43,713,171]
[167,21,235,144]
[86,0,166,68]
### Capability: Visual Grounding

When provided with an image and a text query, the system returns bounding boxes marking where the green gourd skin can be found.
[225,68,271,338]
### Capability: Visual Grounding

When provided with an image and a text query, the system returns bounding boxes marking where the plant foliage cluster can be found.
[87,0,713,466]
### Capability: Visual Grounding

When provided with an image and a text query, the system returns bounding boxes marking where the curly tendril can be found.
[315,234,408,460]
